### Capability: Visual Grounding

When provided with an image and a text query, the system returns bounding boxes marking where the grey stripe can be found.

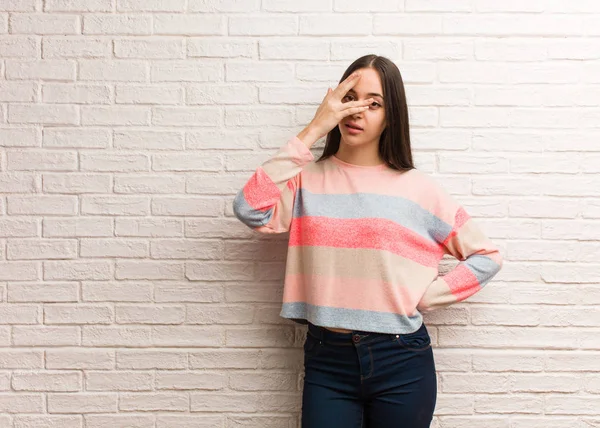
[232,189,274,228]
[464,254,503,287]
[292,189,453,244]
[280,302,424,334]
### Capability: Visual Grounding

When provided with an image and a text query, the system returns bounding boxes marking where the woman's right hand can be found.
[306,71,374,141]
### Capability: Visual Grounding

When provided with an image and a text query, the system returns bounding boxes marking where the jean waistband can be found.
[307,322,416,345]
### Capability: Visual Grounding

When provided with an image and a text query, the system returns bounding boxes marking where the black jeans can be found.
[301,321,437,428]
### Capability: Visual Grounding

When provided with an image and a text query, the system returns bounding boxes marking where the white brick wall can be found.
[0,0,598,426]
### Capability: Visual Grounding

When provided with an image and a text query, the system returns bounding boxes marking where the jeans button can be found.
[352,334,360,343]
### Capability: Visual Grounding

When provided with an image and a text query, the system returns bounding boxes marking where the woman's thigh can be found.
[365,324,437,427]
[301,329,365,428]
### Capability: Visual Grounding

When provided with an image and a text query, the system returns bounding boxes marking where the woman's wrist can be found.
[296,125,321,150]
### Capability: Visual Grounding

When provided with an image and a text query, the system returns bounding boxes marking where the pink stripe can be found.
[243,167,287,211]
[289,216,443,267]
[443,264,481,301]
[283,273,420,316]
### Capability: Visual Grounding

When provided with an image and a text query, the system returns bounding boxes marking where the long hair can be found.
[315,55,415,172]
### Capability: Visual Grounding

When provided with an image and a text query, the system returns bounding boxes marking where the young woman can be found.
[233,55,503,427]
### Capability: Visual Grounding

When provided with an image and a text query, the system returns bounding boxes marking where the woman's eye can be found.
[342,95,381,108]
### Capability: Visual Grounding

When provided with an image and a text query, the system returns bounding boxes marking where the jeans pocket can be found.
[304,332,322,358]
[394,325,432,351]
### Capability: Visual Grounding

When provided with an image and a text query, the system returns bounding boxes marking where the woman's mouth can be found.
[345,124,363,135]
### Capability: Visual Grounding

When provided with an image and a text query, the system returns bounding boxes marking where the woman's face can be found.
[338,67,386,146]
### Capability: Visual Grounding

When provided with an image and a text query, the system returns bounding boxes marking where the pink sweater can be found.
[233,135,503,333]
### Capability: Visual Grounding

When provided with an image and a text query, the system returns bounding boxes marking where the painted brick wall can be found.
[0,0,599,426]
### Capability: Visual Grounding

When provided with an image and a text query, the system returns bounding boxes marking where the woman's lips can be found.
[346,124,363,134]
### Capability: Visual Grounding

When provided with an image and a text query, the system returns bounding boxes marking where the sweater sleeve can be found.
[417,187,504,314]
[232,135,315,234]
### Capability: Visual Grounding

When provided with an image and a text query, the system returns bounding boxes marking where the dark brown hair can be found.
[316,54,415,172]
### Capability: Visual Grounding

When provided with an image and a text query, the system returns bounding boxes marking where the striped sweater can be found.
[233,135,503,334]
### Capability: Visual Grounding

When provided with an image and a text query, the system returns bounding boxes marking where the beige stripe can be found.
[286,245,438,290]
[445,217,499,260]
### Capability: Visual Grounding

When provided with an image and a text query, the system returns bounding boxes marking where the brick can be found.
[226,62,293,82]
[336,0,401,11]
[7,149,77,171]
[46,349,115,370]
[151,60,222,82]
[43,83,111,104]
[115,38,184,59]
[82,281,153,302]
[0,394,44,412]
[153,14,224,35]
[8,283,79,303]
[79,60,147,82]
[85,415,154,428]
[150,326,223,347]
[151,197,221,216]
[43,173,112,194]
[299,14,371,35]
[114,175,185,194]
[7,195,77,215]
[188,0,260,12]
[259,39,329,60]
[86,371,153,391]
[43,37,111,58]
[406,0,470,11]
[48,393,117,413]
[84,15,152,35]
[115,218,183,237]
[43,128,110,148]
[0,127,38,146]
[44,260,112,281]
[0,172,36,193]
[79,152,149,172]
[0,0,37,11]
[115,260,183,280]
[12,371,81,391]
[115,305,185,324]
[187,38,254,58]
[0,36,38,57]
[117,350,187,370]
[152,107,221,126]
[83,326,151,347]
[230,15,297,36]
[331,39,401,60]
[6,59,75,80]
[117,0,185,12]
[149,239,221,260]
[373,13,443,36]
[81,196,149,215]
[45,0,113,12]
[0,304,38,324]
[8,104,78,125]
[81,106,150,126]
[44,304,113,324]
[13,326,80,346]
[43,218,113,238]
[10,14,80,35]
[115,84,182,105]
[0,350,43,369]
[7,239,77,260]
[119,392,188,411]
[186,304,254,324]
